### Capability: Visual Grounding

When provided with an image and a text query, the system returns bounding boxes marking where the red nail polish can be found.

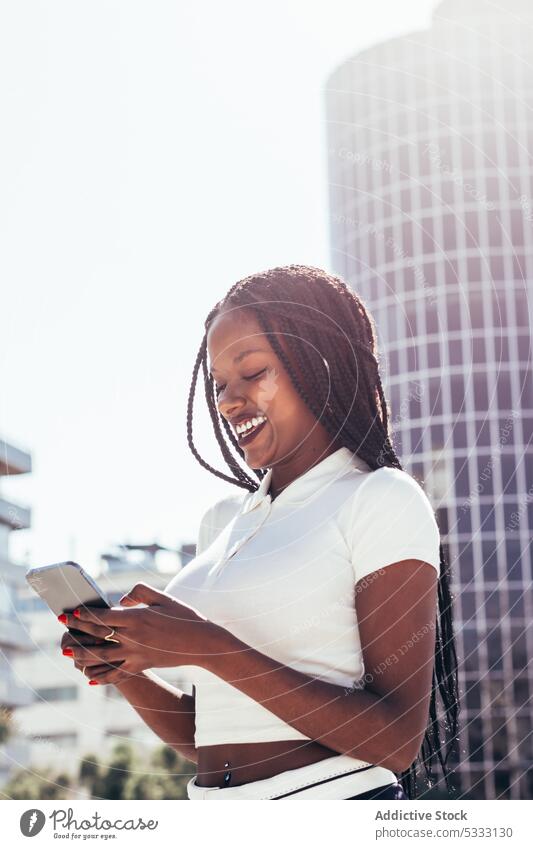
[58,614,67,623]
[89,680,99,685]
[72,608,80,618]
[62,648,73,656]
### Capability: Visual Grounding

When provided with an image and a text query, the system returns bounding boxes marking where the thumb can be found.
[119,583,164,607]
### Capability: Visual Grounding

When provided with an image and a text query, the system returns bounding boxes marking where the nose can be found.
[217,382,248,419]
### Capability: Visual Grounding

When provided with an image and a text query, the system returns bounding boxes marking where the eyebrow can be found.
[209,347,267,375]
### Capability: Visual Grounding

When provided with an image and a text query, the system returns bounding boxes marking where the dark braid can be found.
[187,264,460,799]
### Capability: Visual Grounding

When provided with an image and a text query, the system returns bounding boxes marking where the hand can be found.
[60,630,127,684]
[58,582,218,686]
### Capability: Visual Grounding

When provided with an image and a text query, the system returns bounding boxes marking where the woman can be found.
[59,265,460,800]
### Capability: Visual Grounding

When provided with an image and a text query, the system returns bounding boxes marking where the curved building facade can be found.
[325,0,533,799]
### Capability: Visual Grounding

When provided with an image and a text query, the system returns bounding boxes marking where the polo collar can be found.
[241,446,371,514]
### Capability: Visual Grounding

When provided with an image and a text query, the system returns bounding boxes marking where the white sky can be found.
[1,0,436,575]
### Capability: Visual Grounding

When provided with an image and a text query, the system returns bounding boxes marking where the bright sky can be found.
[1,0,436,576]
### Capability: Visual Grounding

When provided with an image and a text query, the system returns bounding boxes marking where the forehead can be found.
[207,308,269,363]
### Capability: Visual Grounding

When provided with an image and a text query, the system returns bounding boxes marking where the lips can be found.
[238,417,268,447]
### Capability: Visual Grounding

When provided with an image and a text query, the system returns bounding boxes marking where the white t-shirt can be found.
[164,446,441,748]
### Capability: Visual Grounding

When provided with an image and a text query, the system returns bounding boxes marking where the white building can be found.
[0,438,34,785]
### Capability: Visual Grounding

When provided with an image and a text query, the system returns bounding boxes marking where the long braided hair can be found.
[186,264,460,799]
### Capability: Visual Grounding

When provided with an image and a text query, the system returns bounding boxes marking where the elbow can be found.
[387,726,426,774]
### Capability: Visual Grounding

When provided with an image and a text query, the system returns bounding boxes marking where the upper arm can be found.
[343,468,441,768]
[354,558,438,769]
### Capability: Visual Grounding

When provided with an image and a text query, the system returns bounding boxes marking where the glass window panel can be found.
[482,538,500,582]
[457,506,472,535]
[508,588,525,619]
[447,295,462,331]
[427,341,440,369]
[462,626,479,673]
[519,369,533,409]
[454,454,470,494]
[473,372,489,410]
[497,373,513,409]
[451,374,465,411]
[487,628,504,670]
[468,740,486,767]
[480,503,497,533]
[428,376,443,416]
[472,336,486,364]
[490,252,505,277]
[442,214,457,251]
[453,420,468,449]
[506,539,523,582]
[474,417,491,447]
[517,333,531,362]
[484,589,500,620]
[501,453,518,498]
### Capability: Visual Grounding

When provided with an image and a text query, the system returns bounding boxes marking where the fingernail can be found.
[58,614,67,623]
[88,680,99,686]
[73,608,80,618]
[62,648,73,656]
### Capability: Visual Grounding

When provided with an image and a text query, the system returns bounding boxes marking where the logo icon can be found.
[20,809,46,837]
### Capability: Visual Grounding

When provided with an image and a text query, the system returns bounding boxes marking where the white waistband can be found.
[187,755,397,800]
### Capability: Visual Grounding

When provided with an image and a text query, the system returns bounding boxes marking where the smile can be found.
[236,416,268,446]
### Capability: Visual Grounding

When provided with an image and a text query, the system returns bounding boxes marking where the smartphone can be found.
[25,560,111,640]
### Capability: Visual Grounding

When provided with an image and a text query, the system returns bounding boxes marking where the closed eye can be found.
[215,368,267,395]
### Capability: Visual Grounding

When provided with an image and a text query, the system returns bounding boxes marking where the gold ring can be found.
[104,628,120,644]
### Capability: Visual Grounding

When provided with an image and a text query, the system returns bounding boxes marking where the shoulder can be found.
[338,466,441,580]
[356,465,434,506]
[196,491,247,556]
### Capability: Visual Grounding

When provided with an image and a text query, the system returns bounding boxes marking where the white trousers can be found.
[187,754,397,800]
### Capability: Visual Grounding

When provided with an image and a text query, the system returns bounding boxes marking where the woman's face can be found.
[206,307,331,471]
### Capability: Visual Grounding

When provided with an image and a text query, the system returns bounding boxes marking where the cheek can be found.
[265,376,311,428]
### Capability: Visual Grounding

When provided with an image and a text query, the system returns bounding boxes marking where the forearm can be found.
[204,629,413,773]
[113,670,197,764]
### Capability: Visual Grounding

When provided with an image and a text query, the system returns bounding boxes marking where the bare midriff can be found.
[195,739,339,787]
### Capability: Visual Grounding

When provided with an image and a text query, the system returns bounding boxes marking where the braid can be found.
[187,264,460,799]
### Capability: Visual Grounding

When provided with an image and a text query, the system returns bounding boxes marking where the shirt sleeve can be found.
[342,466,441,585]
[195,492,246,557]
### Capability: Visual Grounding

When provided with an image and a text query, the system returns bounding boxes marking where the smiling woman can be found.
[60,264,460,801]
[177,265,459,799]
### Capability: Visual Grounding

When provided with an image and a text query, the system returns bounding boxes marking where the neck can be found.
[268,438,344,500]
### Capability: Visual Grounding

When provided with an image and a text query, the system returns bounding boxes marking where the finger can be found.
[65,644,125,665]
[118,582,165,607]
[86,665,132,686]
[61,631,107,650]
[60,608,128,630]
[83,663,119,677]
[61,613,122,639]
[73,660,109,675]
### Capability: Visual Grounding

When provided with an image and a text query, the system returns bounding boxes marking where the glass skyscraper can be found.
[325,0,533,799]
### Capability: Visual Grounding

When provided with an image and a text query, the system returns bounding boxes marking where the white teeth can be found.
[236,415,267,436]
